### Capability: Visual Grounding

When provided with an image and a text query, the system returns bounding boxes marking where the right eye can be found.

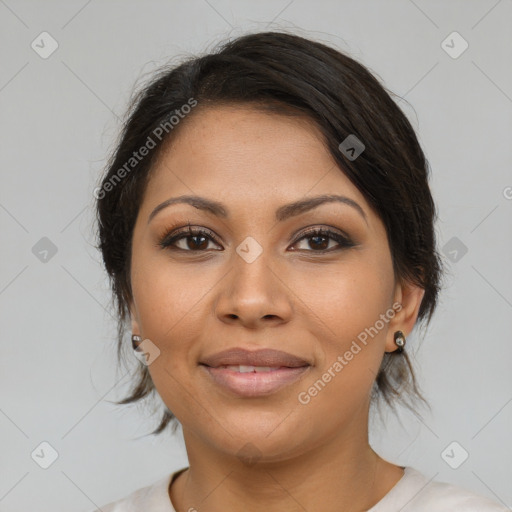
[158,225,222,252]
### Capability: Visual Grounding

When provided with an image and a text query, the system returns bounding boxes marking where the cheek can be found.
[130,243,211,336]
[130,261,203,419]
[294,257,394,398]
[294,255,393,340]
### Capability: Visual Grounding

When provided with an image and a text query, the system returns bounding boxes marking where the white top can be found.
[89,466,509,511]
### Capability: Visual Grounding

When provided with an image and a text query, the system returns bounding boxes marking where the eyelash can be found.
[157,222,356,254]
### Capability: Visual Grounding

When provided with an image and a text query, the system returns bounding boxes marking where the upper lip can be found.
[200,348,311,368]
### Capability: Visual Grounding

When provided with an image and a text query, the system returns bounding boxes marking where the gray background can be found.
[1,1,511,510]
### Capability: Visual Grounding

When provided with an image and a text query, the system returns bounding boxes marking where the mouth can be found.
[199,360,310,397]
[199,347,312,397]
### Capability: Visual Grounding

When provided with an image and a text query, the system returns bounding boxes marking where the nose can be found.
[214,246,293,329]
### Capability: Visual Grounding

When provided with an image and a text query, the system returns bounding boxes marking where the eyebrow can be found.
[147,194,368,225]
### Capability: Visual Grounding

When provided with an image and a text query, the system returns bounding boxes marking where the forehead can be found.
[143,105,370,217]
[156,104,331,170]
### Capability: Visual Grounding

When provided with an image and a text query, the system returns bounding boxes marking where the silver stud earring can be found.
[132,334,143,352]
[394,330,406,353]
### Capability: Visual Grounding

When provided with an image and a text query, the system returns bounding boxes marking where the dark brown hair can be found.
[96,30,444,436]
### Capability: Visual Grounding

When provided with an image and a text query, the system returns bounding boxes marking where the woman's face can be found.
[129,105,423,462]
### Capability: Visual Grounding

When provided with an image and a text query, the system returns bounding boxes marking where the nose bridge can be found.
[215,235,292,325]
[231,236,275,301]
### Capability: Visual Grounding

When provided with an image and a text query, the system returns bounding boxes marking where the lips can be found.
[199,347,312,397]
[199,347,311,369]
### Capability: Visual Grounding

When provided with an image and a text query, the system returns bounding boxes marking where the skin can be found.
[128,105,425,512]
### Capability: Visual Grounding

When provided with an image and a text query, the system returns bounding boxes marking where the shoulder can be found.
[86,470,182,512]
[390,467,509,512]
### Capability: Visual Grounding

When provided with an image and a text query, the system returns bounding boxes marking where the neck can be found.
[169,415,404,512]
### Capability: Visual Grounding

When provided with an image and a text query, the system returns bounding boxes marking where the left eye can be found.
[158,227,355,252]
[291,228,355,252]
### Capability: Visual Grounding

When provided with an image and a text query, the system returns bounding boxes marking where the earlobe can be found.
[129,305,143,352]
[385,280,425,353]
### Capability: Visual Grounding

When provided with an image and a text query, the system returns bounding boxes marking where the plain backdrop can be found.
[1,1,511,511]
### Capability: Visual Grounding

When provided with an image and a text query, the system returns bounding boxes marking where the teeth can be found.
[224,365,274,373]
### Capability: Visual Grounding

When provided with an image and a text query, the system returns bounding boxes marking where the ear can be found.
[128,298,141,336]
[385,278,425,353]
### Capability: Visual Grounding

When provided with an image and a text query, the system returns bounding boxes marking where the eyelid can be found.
[292,224,352,242]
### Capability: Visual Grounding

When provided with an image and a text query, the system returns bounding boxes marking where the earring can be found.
[132,334,143,352]
[394,330,406,353]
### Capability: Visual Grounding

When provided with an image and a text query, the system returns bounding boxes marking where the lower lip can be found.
[200,365,310,397]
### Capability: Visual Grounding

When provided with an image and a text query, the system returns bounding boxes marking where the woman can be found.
[91,31,507,511]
